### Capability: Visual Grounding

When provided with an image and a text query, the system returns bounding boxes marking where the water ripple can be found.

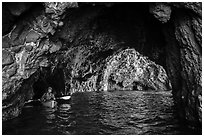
[2,90,200,135]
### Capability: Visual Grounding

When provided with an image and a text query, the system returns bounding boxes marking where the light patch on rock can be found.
[15,49,29,76]
[49,41,62,53]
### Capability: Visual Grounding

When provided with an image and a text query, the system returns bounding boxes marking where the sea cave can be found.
[2,2,202,135]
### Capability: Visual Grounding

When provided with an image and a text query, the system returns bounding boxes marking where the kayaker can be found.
[41,87,56,102]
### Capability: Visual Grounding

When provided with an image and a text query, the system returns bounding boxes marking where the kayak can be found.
[41,100,57,108]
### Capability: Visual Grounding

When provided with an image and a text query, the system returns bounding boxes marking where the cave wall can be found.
[149,2,202,126]
[2,2,78,121]
[2,2,202,129]
[173,8,202,125]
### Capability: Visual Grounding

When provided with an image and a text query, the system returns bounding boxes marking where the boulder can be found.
[49,41,62,53]
[25,44,33,51]
[3,63,18,78]
[26,30,40,43]
[149,3,172,23]
[2,50,14,66]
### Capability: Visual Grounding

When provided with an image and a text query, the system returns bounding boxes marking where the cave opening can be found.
[31,2,172,99]
[32,67,66,100]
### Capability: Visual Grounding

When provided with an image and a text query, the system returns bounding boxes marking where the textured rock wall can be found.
[101,49,170,91]
[173,9,202,125]
[2,2,78,121]
[150,2,202,126]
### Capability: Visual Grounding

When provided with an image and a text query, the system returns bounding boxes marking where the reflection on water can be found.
[2,90,201,135]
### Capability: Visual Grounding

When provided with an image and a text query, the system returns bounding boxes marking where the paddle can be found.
[56,96,71,100]
[25,96,71,104]
[25,99,41,103]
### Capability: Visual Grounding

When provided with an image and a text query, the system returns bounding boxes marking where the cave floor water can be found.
[2,90,201,135]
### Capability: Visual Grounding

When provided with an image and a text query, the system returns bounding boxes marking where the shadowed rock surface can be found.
[2,2,202,132]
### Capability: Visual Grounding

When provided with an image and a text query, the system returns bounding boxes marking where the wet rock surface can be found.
[2,2,202,133]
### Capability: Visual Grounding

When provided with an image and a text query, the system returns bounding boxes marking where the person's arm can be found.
[51,94,56,100]
[41,93,47,102]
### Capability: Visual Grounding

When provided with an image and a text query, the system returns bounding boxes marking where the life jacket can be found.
[41,92,55,102]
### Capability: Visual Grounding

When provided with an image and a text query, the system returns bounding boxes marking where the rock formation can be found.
[101,49,170,91]
[2,2,201,130]
[149,2,202,127]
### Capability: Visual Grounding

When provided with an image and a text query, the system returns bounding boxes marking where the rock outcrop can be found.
[2,2,78,121]
[101,49,170,91]
[150,2,202,127]
[149,3,172,23]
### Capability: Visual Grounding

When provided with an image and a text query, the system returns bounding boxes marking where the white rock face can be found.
[102,48,171,91]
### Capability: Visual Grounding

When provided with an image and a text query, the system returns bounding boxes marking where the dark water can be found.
[2,90,201,135]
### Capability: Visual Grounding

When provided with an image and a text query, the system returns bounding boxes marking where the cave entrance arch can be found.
[102,48,172,92]
[32,67,66,100]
